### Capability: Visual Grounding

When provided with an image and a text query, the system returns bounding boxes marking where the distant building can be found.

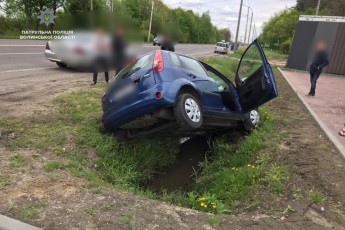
[287,15,345,75]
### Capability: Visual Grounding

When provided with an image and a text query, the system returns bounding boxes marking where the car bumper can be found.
[44,49,61,62]
[102,82,176,132]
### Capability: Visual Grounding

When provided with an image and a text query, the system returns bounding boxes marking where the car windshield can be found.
[217,43,226,47]
[115,52,154,81]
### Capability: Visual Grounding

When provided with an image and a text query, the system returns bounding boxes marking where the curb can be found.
[0,214,40,230]
[278,67,345,159]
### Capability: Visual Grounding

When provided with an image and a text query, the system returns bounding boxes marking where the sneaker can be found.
[306,94,312,98]
[90,82,97,85]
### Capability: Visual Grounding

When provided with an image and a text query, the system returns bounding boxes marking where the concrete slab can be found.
[0,214,40,230]
[279,68,345,158]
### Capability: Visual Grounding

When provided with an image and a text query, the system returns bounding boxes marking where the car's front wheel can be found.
[56,62,67,68]
[243,109,260,131]
[174,93,203,130]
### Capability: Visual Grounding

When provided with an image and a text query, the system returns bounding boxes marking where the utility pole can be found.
[90,0,93,11]
[247,12,253,45]
[243,6,249,47]
[316,0,321,15]
[148,0,154,42]
[111,0,114,12]
[234,0,244,51]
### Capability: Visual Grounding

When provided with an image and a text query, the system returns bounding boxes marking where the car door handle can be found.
[188,73,196,79]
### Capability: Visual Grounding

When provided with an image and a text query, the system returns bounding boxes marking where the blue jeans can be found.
[309,72,320,96]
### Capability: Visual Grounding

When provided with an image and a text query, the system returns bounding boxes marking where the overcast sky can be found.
[163,0,296,41]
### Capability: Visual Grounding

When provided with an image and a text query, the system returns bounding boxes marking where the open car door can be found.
[235,39,278,112]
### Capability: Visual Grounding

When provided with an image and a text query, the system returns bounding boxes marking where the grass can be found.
[44,161,65,172]
[309,191,327,205]
[0,55,290,215]
[0,175,11,189]
[10,155,27,168]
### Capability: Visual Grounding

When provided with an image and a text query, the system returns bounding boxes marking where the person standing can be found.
[112,26,127,75]
[91,29,109,85]
[160,34,175,52]
[306,41,329,97]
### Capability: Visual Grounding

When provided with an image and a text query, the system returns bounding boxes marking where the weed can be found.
[207,216,220,228]
[188,192,228,214]
[0,175,10,189]
[10,155,26,168]
[282,205,295,215]
[119,210,136,229]
[21,207,38,220]
[90,188,103,194]
[44,161,64,172]
[86,207,95,215]
[100,203,111,211]
[309,191,327,205]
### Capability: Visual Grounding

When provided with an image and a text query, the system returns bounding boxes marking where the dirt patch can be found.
[1,70,345,229]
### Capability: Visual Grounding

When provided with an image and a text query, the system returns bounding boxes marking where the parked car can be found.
[102,40,278,139]
[214,42,229,54]
[153,36,162,46]
[44,32,112,70]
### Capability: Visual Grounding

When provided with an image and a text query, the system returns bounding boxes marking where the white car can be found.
[214,42,229,54]
[153,36,162,46]
[44,32,112,70]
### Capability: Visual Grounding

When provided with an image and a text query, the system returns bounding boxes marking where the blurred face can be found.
[316,41,326,52]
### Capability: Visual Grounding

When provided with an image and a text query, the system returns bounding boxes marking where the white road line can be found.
[0,67,56,74]
[0,53,42,55]
[185,52,213,56]
[0,45,44,47]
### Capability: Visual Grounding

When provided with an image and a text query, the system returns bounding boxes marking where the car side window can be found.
[206,70,228,92]
[238,44,263,82]
[178,55,209,78]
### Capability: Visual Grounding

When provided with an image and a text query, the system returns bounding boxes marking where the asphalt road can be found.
[0,39,221,118]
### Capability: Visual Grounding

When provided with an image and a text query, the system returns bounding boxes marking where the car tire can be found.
[243,108,260,131]
[56,62,67,68]
[174,93,203,130]
[153,43,156,46]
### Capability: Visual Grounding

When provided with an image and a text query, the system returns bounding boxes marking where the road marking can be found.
[0,45,44,47]
[0,67,56,74]
[185,51,213,56]
[0,53,42,55]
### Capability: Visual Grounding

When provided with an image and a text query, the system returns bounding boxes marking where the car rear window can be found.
[169,53,208,79]
[116,52,154,80]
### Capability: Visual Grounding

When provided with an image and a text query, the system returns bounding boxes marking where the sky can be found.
[163,0,296,41]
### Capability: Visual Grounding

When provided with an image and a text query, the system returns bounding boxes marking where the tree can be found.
[259,8,300,53]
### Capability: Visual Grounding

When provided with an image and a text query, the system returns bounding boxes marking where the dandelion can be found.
[204,204,207,208]
[247,164,251,167]
[231,167,236,170]
[199,197,206,201]
[212,205,216,209]
[251,165,255,168]
[200,202,205,207]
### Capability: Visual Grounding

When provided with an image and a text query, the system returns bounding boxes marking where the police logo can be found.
[38,9,56,26]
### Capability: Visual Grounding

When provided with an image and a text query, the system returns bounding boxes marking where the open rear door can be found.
[235,40,278,112]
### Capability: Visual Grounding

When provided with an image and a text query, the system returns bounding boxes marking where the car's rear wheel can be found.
[174,93,203,130]
[56,62,67,68]
[243,109,260,131]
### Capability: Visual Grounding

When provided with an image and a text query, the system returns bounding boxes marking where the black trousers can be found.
[93,59,109,83]
[309,72,320,96]
[93,71,109,83]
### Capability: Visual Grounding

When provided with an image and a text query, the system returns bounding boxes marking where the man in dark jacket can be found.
[307,41,329,97]
[112,26,127,75]
[160,34,175,52]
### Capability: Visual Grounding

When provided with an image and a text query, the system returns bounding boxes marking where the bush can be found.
[280,39,292,54]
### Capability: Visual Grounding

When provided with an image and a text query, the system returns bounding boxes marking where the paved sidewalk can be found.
[279,69,345,158]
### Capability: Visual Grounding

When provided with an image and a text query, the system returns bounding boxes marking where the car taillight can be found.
[74,47,84,55]
[45,42,50,50]
[153,50,164,73]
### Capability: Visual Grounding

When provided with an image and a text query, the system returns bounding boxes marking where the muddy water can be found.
[148,136,210,192]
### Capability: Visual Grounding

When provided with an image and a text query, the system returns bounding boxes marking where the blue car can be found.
[102,40,278,138]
